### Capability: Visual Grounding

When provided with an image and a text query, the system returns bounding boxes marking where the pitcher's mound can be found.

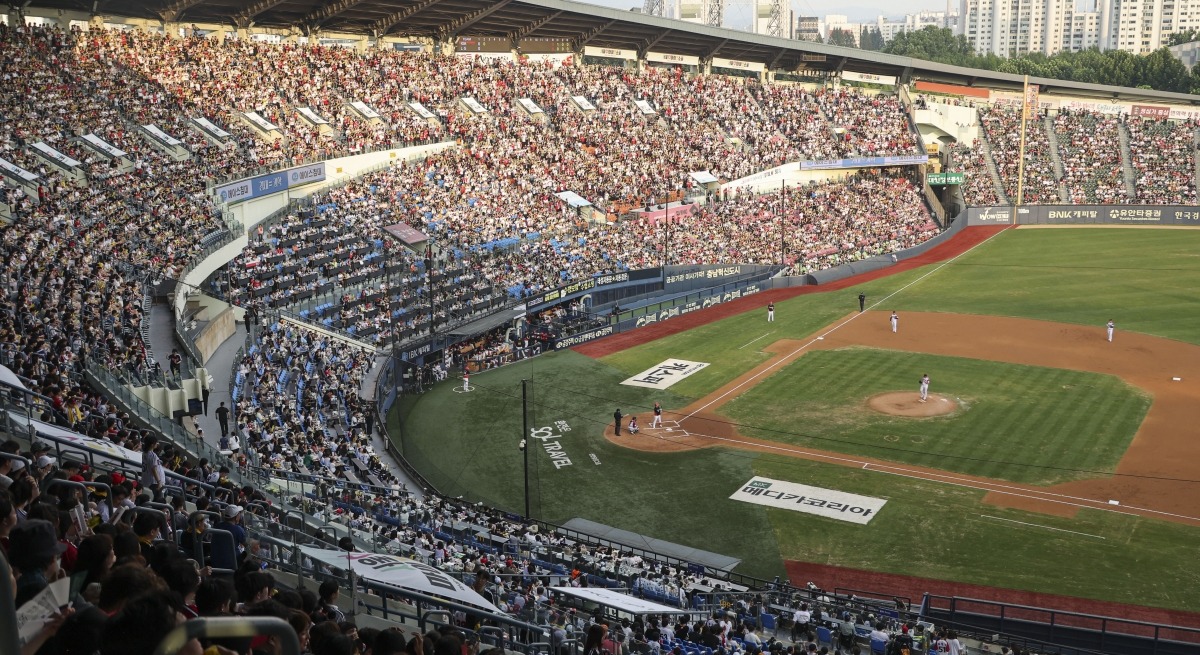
[867,392,959,417]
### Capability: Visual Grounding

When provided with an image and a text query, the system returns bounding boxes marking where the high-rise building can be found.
[959,0,1199,55]
[876,10,960,43]
[795,16,822,41]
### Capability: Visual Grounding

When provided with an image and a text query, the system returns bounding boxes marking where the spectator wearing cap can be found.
[34,454,57,481]
[0,455,24,490]
[214,503,247,556]
[61,460,85,482]
[10,518,68,606]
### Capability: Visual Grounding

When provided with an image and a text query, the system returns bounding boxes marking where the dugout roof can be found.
[32,0,1200,104]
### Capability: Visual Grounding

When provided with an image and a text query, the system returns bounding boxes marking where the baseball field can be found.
[391,226,1200,617]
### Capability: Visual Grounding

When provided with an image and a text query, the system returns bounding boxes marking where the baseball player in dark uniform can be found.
[767,302,775,322]
[859,292,866,312]
[651,402,663,428]
[614,409,623,435]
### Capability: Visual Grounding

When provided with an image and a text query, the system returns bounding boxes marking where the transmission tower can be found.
[643,0,665,17]
[764,0,785,37]
[703,0,724,27]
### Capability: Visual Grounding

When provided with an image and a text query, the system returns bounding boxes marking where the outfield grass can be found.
[720,348,1150,485]
[752,457,1200,611]
[893,228,1200,345]
[394,228,1200,611]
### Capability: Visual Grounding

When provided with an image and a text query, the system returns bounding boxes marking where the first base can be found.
[1172,377,1182,381]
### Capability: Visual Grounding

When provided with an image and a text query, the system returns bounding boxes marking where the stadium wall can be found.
[964,205,1200,226]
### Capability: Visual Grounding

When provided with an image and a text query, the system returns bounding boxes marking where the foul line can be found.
[652,426,1200,524]
[686,229,1009,419]
[979,514,1106,539]
[738,332,774,350]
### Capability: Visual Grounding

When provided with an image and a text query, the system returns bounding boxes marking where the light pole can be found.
[520,378,530,519]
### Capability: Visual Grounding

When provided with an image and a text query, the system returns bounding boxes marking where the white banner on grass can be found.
[299,547,501,612]
[621,359,709,389]
[730,476,887,524]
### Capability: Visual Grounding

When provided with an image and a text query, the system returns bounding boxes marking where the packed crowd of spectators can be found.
[1126,118,1198,204]
[230,320,394,489]
[957,105,1198,207]
[1052,111,1128,204]
[946,143,1002,205]
[977,105,1060,204]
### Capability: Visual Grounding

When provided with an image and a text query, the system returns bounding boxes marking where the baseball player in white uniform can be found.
[651,402,663,428]
[890,311,899,333]
[919,374,930,402]
[1106,319,1114,342]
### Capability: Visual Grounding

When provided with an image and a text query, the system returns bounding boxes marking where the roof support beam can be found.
[371,0,450,36]
[768,47,788,71]
[834,56,848,75]
[576,18,617,48]
[443,0,515,39]
[301,0,371,32]
[231,0,289,28]
[640,29,671,56]
[702,38,728,60]
[509,10,562,41]
[155,0,207,22]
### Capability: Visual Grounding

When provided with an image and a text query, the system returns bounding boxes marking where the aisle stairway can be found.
[1194,128,1200,195]
[1043,116,1070,202]
[977,138,1011,204]
[1117,122,1138,198]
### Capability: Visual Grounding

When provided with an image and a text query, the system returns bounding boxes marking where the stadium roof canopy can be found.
[30,0,1200,103]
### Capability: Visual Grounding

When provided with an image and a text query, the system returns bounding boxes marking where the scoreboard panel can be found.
[519,37,572,54]
[455,36,510,53]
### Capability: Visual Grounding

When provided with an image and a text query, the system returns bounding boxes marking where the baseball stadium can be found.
[1,1,1199,655]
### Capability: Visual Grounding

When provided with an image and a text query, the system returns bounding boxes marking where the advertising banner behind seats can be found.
[965,205,1200,226]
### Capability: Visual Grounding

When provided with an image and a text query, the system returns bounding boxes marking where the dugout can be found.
[549,587,707,624]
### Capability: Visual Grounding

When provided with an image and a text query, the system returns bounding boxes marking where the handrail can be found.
[153,617,301,655]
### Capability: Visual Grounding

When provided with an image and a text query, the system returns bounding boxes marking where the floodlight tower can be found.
[643,0,665,17]
[704,0,724,27]
[763,0,785,37]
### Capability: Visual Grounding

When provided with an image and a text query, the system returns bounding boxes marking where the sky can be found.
[578,0,948,27]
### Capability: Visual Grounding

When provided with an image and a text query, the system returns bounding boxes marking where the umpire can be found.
[614,409,623,435]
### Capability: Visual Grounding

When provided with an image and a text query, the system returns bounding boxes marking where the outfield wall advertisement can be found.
[965,205,1200,226]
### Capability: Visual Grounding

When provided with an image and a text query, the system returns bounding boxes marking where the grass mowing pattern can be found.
[893,229,1200,345]
[393,228,1200,610]
[752,457,1200,610]
[393,351,790,578]
[720,348,1150,484]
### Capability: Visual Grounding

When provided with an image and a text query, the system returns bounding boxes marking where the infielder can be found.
[1106,319,1114,342]
[890,311,899,333]
[651,402,663,428]
[919,374,930,402]
[767,302,775,322]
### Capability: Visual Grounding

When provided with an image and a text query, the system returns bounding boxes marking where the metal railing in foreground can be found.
[154,617,301,655]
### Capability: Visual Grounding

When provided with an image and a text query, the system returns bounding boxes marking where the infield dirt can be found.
[602,311,1200,527]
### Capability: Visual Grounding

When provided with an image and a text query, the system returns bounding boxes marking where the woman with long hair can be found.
[584,623,608,655]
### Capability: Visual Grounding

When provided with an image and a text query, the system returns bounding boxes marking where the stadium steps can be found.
[976,138,1010,204]
[1193,127,1200,194]
[1043,115,1070,202]
[1117,121,1139,198]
